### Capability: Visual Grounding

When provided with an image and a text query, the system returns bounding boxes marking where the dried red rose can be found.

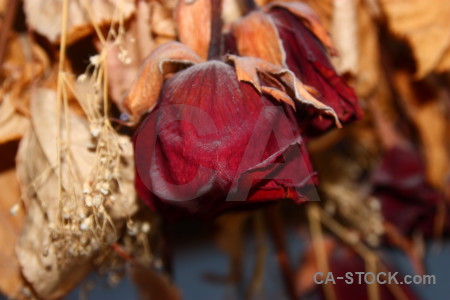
[320,245,420,300]
[372,146,450,237]
[128,42,340,220]
[134,61,315,219]
[228,2,363,136]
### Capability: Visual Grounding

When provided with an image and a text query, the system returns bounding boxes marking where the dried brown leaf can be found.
[0,142,26,298]
[175,0,211,59]
[1,32,49,134]
[123,42,203,121]
[330,0,358,74]
[16,88,137,299]
[151,0,177,38]
[0,95,29,144]
[436,51,450,73]
[326,0,381,98]
[393,72,450,189]
[379,0,450,78]
[102,0,155,107]
[24,0,135,44]
[232,11,285,66]
[261,86,296,109]
[354,0,380,98]
[15,90,95,299]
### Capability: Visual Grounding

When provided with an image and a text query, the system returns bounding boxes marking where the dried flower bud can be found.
[134,60,317,219]
[128,41,342,220]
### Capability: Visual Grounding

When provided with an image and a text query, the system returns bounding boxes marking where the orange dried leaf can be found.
[261,86,296,109]
[232,11,286,66]
[227,55,263,92]
[227,54,341,123]
[379,0,450,78]
[393,72,450,189]
[175,0,211,60]
[123,42,203,121]
[0,142,26,298]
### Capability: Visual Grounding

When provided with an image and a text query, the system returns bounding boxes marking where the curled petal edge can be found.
[226,55,341,127]
[123,42,203,122]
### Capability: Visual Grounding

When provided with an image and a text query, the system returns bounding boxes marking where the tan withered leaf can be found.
[379,0,450,78]
[16,88,137,299]
[102,0,155,107]
[0,32,49,143]
[232,11,285,66]
[393,72,450,190]
[151,0,177,40]
[227,55,341,126]
[327,0,381,98]
[24,0,135,44]
[222,0,243,24]
[15,90,95,299]
[128,263,181,300]
[0,95,29,144]
[123,42,203,121]
[16,129,93,300]
[0,142,26,298]
[330,0,358,74]
[435,50,450,73]
[175,0,211,60]
[354,0,381,98]
[265,1,336,55]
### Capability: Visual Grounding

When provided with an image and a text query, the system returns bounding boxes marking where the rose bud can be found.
[126,42,340,220]
[228,1,363,136]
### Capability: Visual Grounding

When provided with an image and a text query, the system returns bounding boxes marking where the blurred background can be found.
[1,0,449,299]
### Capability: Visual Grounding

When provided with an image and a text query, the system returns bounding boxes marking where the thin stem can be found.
[207,0,223,60]
[318,208,410,300]
[161,221,174,277]
[308,204,336,300]
[265,205,298,300]
[246,211,267,299]
[56,0,69,225]
[365,252,380,300]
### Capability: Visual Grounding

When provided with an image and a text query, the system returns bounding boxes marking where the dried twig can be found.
[265,205,298,300]
[307,204,336,300]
